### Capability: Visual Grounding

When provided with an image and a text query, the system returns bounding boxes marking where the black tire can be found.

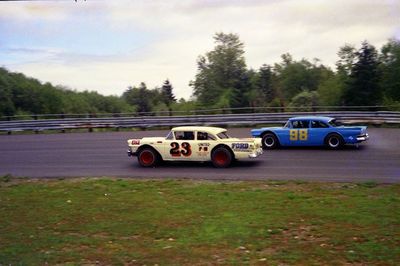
[325,134,344,149]
[211,147,233,168]
[137,147,158,167]
[261,133,279,149]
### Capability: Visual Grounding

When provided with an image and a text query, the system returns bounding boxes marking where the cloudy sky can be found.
[1,0,399,99]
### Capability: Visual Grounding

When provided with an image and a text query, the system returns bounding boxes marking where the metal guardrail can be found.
[0,111,399,134]
[1,105,397,121]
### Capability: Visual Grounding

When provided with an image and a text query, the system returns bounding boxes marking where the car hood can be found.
[262,127,284,130]
[251,127,284,132]
[127,137,165,146]
[139,137,165,143]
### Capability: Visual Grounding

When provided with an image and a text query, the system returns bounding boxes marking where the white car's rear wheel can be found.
[211,147,232,168]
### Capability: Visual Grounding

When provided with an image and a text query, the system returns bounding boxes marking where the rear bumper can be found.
[248,148,263,158]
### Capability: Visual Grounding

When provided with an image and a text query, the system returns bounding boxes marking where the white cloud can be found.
[1,0,399,99]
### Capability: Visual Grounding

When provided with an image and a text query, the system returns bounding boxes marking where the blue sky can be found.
[1,0,399,99]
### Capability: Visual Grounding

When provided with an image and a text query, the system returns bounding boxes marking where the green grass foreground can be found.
[0,178,399,265]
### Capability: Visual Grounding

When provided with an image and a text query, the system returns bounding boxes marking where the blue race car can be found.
[251,116,369,149]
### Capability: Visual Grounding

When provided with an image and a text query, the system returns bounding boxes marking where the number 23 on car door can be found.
[169,141,192,158]
[164,130,194,160]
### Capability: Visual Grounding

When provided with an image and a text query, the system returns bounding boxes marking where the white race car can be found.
[127,126,263,168]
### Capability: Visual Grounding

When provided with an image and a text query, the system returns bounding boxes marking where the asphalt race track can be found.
[0,128,399,183]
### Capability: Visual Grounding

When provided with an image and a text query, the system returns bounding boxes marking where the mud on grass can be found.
[0,178,399,265]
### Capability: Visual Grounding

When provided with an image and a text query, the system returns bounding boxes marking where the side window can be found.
[197,132,217,140]
[197,132,207,140]
[311,120,329,128]
[292,120,309,129]
[175,131,195,140]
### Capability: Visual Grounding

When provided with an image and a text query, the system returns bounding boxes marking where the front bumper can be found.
[248,148,263,158]
[127,149,138,157]
[356,133,369,142]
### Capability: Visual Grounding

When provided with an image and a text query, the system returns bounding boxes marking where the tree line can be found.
[1,32,399,118]
[192,33,400,111]
[0,69,182,117]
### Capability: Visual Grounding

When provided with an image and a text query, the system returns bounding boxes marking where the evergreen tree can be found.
[336,44,357,76]
[380,39,400,101]
[256,64,274,103]
[230,70,251,109]
[343,41,381,106]
[161,79,176,107]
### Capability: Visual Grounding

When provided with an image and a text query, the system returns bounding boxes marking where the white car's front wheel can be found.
[138,148,158,167]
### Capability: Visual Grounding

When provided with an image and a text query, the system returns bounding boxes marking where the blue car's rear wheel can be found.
[262,133,279,149]
[326,134,344,149]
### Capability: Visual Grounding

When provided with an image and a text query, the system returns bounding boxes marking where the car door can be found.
[308,120,330,145]
[163,130,195,161]
[194,131,217,160]
[288,120,310,146]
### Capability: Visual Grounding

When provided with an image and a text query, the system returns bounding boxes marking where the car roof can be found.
[172,126,226,135]
[289,116,334,123]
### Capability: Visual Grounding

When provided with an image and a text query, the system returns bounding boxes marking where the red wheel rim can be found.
[140,151,154,165]
[214,151,228,165]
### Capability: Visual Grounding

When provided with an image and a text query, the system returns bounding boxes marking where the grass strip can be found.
[0,178,399,265]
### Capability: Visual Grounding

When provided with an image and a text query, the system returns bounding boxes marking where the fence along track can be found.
[0,111,399,134]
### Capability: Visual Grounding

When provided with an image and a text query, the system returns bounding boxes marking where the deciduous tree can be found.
[191,32,248,109]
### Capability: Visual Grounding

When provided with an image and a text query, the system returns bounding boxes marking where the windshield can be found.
[217,132,230,139]
[328,119,342,127]
[166,131,174,140]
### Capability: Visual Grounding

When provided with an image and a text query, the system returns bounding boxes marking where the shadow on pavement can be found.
[128,159,263,169]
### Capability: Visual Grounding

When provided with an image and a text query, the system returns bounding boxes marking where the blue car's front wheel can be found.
[262,133,279,149]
